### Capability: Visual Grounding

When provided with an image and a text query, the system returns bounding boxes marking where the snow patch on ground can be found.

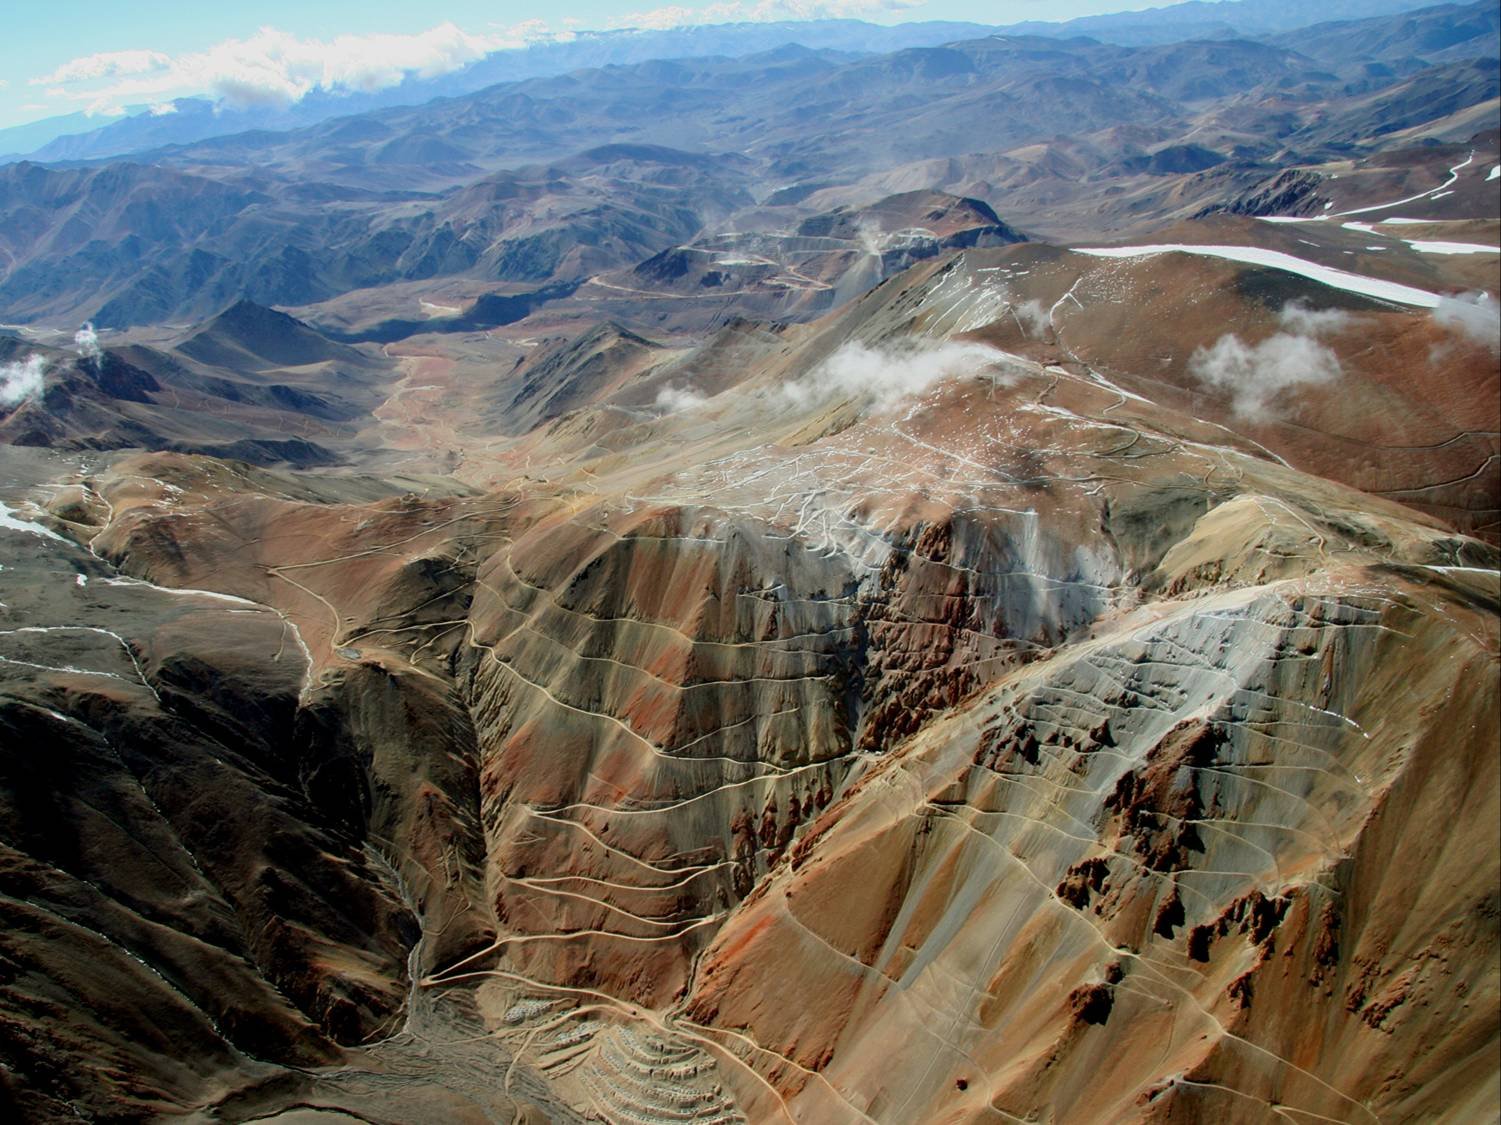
[1072,244,1443,308]
[1342,220,1497,255]
[0,501,64,541]
[98,576,263,607]
[1402,240,1498,256]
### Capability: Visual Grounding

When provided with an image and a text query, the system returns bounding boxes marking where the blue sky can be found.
[0,0,1167,129]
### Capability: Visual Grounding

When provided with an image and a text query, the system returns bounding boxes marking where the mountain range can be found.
[0,1,1496,1121]
[0,0,1473,166]
[0,2,1494,334]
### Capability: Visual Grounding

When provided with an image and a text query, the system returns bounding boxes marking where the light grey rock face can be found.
[455,417,1141,1003]
[685,567,1498,1123]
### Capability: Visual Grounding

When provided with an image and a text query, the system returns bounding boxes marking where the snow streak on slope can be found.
[1072,245,1445,307]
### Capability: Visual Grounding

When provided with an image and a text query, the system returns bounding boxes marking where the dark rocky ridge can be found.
[0,304,392,465]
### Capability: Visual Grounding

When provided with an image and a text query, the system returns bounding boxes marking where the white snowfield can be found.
[1072,244,1444,308]
[0,501,65,541]
[1342,220,1497,256]
[99,575,265,607]
[1401,240,1499,256]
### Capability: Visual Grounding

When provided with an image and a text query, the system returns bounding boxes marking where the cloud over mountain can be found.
[7,0,1486,146]
[781,339,1012,413]
[29,1,925,117]
[0,355,46,407]
[1188,302,1350,421]
[32,21,562,115]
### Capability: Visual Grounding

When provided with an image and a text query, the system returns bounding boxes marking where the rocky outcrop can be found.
[1195,168,1326,218]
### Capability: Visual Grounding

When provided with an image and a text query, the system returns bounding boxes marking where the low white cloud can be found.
[1275,301,1352,336]
[655,384,708,412]
[33,21,561,115]
[35,49,171,86]
[1433,291,1500,353]
[0,355,47,408]
[1189,337,1337,421]
[1187,301,1350,421]
[74,322,101,361]
[781,339,1011,413]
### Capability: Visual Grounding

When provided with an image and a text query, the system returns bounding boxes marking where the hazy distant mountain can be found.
[0,109,137,160]
[1004,0,1448,45]
[2,19,996,166]
[0,1,1494,330]
[1264,0,1500,65]
[0,0,1456,167]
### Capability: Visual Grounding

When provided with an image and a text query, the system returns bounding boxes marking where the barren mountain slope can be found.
[0,4,1496,1118]
[1,223,1495,1120]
